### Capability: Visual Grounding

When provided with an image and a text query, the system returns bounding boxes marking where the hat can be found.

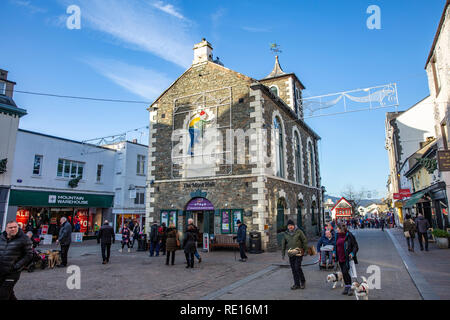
[236,220,241,224]
[287,219,295,226]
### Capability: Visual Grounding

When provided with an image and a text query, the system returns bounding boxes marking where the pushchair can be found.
[318,245,336,270]
[25,248,48,272]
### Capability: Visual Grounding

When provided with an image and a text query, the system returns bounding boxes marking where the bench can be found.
[210,234,239,250]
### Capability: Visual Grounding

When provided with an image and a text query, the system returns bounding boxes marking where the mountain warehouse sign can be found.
[9,190,114,208]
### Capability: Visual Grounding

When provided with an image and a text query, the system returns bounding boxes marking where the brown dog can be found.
[47,251,61,269]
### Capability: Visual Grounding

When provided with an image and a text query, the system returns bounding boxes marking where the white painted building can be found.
[103,141,148,234]
[0,69,27,228]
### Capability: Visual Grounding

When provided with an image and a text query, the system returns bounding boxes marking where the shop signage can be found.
[42,235,53,245]
[72,233,83,243]
[16,209,29,229]
[203,233,209,252]
[184,182,216,189]
[221,210,231,233]
[41,225,49,235]
[186,198,214,211]
[9,190,114,208]
[399,189,411,197]
[438,150,450,171]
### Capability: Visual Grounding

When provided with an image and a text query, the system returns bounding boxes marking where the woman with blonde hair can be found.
[165,223,179,265]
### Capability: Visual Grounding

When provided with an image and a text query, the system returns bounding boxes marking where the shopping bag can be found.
[349,259,357,279]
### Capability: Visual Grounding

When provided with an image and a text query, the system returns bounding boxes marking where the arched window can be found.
[274,116,284,178]
[270,86,278,96]
[297,200,304,230]
[294,131,302,183]
[308,141,316,186]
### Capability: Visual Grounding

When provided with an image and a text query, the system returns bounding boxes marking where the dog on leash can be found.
[326,271,344,289]
[47,251,61,269]
[351,276,370,300]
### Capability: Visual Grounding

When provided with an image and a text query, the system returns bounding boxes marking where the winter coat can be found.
[165,228,179,252]
[150,224,160,243]
[317,234,335,252]
[58,221,72,246]
[0,229,33,279]
[236,224,247,243]
[97,224,115,244]
[132,225,140,237]
[183,225,197,254]
[333,231,358,268]
[281,227,308,258]
[403,219,416,238]
[159,226,167,242]
[121,227,131,243]
[415,216,430,234]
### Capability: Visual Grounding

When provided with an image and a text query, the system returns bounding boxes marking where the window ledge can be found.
[31,175,42,179]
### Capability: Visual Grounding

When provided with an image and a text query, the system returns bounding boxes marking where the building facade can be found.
[0,69,27,229]
[146,39,322,251]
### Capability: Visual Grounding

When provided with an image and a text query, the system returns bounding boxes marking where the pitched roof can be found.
[264,56,286,78]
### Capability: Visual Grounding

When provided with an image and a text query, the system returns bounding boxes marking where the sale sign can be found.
[16,210,30,229]
[77,210,89,233]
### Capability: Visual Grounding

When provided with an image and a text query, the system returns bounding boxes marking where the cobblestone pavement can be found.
[14,240,289,300]
[388,227,450,300]
[210,229,422,300]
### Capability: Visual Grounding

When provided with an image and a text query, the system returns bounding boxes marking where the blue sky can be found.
[1,0,446,198]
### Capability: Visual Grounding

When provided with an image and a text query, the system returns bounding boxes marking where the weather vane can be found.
[270,42,282,54]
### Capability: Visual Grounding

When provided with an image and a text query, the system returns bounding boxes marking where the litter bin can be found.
[249,231,263,254]
[137,233,147,251]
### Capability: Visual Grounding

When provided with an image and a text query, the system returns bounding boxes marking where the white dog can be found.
[326,272,344,289]
[351,276,370,300]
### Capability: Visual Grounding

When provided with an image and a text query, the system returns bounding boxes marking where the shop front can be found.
[7,189,113,240]
[159,197,244,246]
[114,212,145,234]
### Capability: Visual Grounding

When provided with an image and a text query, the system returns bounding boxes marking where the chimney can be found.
[193,38,213,65]
[132,139,138,144]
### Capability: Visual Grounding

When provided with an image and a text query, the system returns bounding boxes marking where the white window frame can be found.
[0,81,6,95]
[33,155,43,176]
[57,159,85,179]
[137,154,146,175]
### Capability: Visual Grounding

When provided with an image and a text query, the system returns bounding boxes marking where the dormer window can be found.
[270,86,278,96]
[0,81,5,95]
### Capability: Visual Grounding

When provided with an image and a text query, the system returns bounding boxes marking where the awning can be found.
[403,191,426,208]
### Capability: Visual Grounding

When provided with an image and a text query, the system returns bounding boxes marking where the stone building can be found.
[146,39,322,251]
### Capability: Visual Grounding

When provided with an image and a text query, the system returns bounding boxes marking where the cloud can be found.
[83,58,173,101]
[152,1,186,20]
[60,0,195,68]
[242,26,271,33]
[10,0,47,14]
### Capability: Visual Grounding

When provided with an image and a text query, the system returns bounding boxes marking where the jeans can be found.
[166,251,176,265]
[406,237,414,250]
[185,252,194,267]
[101,243,111,261]
[417,232,429,250]
[339,261,352,286]
[149,241,160,256]
[320,249,332,265]
[288,256,305,286]
[239,242,247,259]
[0,277,18,300]
[60,245,70,266]
[121,242,130,249]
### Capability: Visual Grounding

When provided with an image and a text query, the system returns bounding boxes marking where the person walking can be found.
[187,218,202,263]
[165,223,179,265]
[281,220,308,290]
[415,214,431,251]
[130,221,140,249]
[56,217,72,268]
[380,217,385,231]
[97,220,115,264]
[0,221,33,300]
[120,224,131,253]
[333,223,359,296]
[236,220,248,262]
[159,222,167,256]
[403,214,416,252]
[183,224,197,268]
[149,222,160,257]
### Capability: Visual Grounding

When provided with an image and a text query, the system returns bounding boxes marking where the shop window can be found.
[96,164,103,182]
[57,159,85,179]
[137,155,145,175]
[33,155,43,175]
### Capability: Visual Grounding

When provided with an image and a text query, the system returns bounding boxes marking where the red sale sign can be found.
[77,210,89,233]
[16,210,29,229]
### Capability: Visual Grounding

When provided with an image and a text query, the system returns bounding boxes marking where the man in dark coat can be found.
[415,214,431,251]
[235,220,248,262]
[149,221,160,257]
[56,217,72,267]
[0,221,32,300]
[97,220,115,264]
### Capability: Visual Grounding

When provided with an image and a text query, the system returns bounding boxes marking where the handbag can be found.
[404,231,410,238]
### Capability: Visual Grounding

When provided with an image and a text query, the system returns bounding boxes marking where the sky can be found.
[1,0,446,199]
